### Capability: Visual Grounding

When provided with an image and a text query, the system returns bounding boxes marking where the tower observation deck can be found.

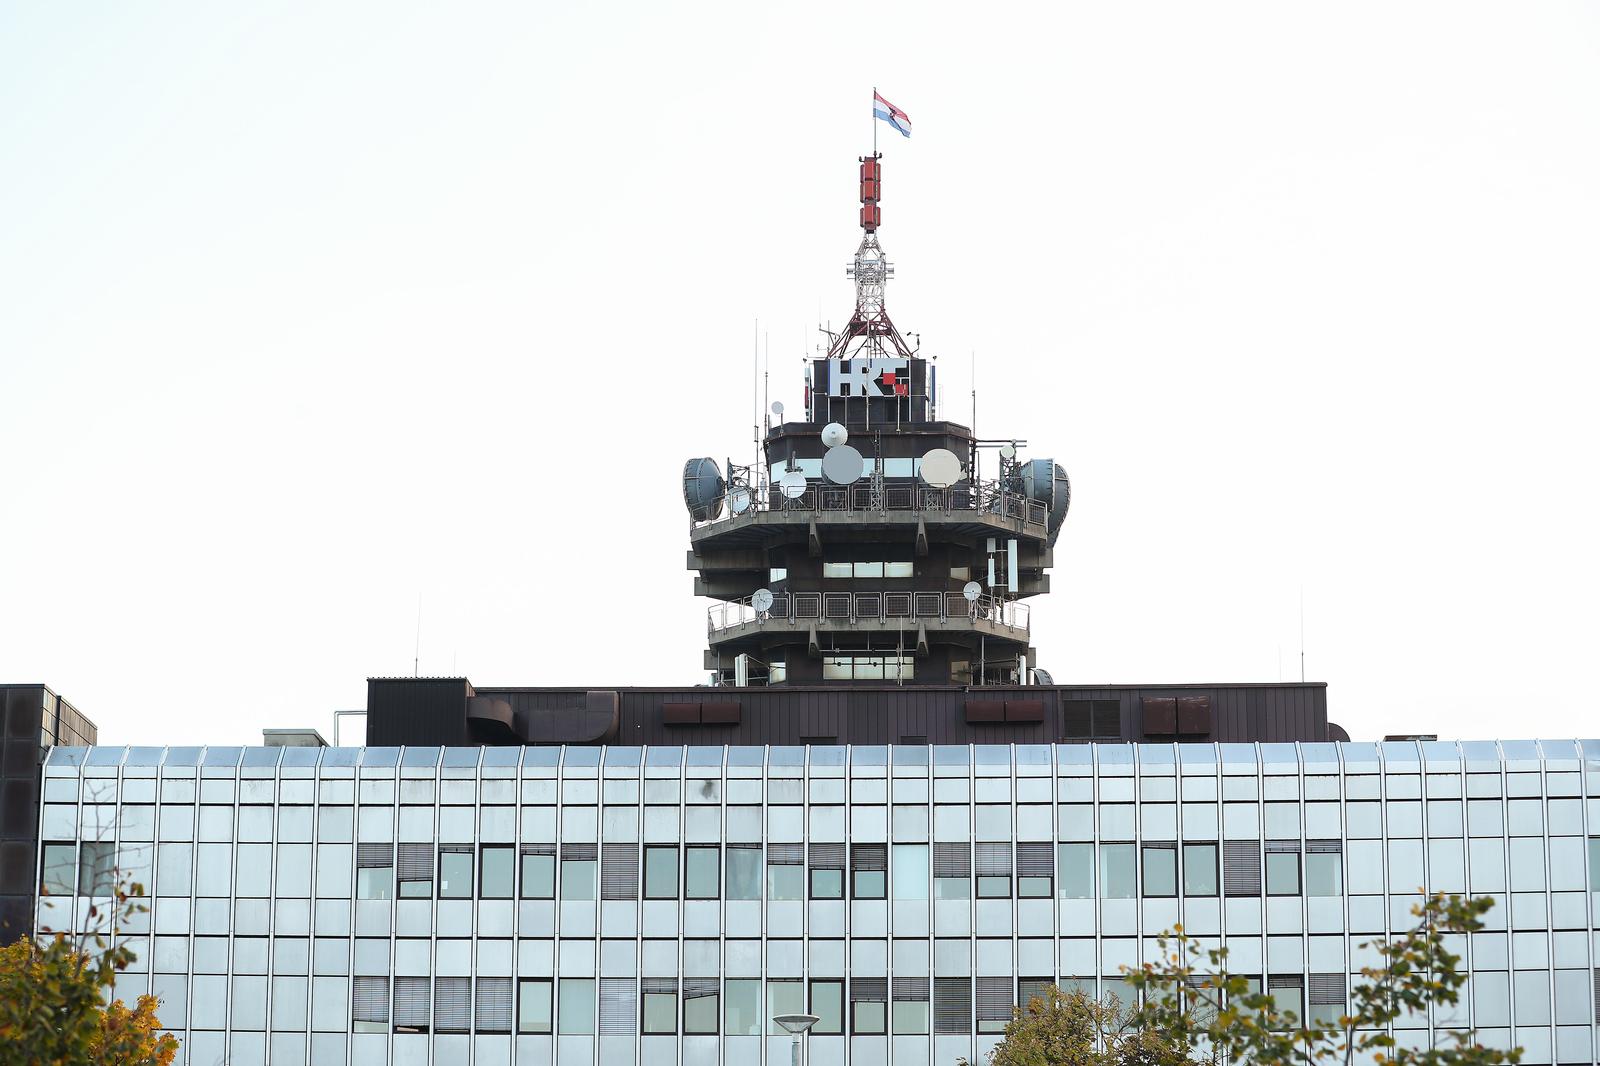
[683,154,1071,687]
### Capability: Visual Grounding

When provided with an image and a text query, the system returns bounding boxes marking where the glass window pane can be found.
[521,854,554,899]
[1305,852,1341,896]
[560,860,596,901]
[356,866,392,900]
[481,846,514,899]
[685,847,719,899]
[853,869,885,900]
[893,1000,929,1034]
[519,980,552,1034]
[768,864,803,901]
[885,561,913,578]
[811,868,843,900]
[977,875,1010,899]
[1057,843,1092,898]
[855,562,884,578]
[892,845,929,900]
[41,844,75,897]
[726,849,761,900]
[684,991,718,1035]
[767,980,804,1033]
[439,851,473,898]
[1142,845,1176,897]
[811,980,843,1035]
[823,562,852,578]
[935,876,969,900]
[1183,843,1217,896]
[1100,843,1135,898]
[642,991,677,1034]
[725,979,761,1035]
[1266,853,1300,896]
[645,847,678,899]
[854,1000,886,1035]
[557,978,594,1034]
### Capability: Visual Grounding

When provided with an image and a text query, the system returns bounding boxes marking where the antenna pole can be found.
[872,85,877,156]
[413,594,421,678]
[1299,586,1305,682]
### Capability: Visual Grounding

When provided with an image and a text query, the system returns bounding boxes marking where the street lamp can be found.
[773,1013,820,1066]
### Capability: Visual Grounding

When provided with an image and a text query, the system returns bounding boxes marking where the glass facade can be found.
[32,739,1600,1066]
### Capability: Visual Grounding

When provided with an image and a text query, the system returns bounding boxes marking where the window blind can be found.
[601,843,639,900]
[851,844,887,872]
[809,843,845,870]
[1308,974,1345,1007]
[356,843,394,869]
[892,977,930,1002]
[1265,839,1301,853]
[394,976,430,1031]
[561,842,597,862]
[934,977,972,1033]
[1223,841,1261,896]
[767,843,803,865]
[352,976,389,1025]
[850,977,887,1003]
[599,978,636,1034]
[975,977,1014,1024]
[934,842,971,879]
[1016,842,1053,878]
[1306,839,1343,854]
[975,842,1013,877]
[475,977,513,1034]
[396,844,434,882]
[434,976,471,1033]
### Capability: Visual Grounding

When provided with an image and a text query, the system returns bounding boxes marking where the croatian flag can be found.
[873,91,911,138]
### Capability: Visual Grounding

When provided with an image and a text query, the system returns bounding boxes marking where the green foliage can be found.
[1122,892,1521,1066]
[959,985,1203,1066]
[0,876,179,1066]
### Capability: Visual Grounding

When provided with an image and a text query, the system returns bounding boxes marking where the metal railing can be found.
[708,589,1030,635]
[694,478,1049,531]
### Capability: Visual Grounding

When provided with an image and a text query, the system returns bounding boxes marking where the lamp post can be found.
[774,1013,819,1066]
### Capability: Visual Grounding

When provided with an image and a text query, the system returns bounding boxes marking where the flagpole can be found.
[872,85,877,156]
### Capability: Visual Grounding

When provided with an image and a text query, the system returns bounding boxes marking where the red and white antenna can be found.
[828,154,915,361]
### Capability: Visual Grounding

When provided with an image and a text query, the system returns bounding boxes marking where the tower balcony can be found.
[707,589,1030,643]
[690,481,1051,551]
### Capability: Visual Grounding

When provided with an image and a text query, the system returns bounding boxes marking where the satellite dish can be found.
[919,448,964,489]
[681,457,725,520]
[962,580,982,602]
[728,486,753,514]
[1046,463,1072,547]
[779,470,807,499]
[752,588,774,613]
[771,401,785,417]
[822,443,864,485]
[999,443,1016,460]
[821,422,848,448]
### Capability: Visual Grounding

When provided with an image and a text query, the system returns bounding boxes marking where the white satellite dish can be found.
[752,588,774,613]
[771,401,785,417]
[920,448,964,489]
[779,470,807,499]
[999,443,1016,460]
[962,580,982,602]
[821,422,848,448]
[728,486,753,514]
[821,443,864,485]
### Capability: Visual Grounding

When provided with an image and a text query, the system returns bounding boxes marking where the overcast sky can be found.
[2,3,1597,746]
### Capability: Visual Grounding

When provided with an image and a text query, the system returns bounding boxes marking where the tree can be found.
[961,985,1204,1066]
[1123,892,1521,1066]
[0,871,179,1066]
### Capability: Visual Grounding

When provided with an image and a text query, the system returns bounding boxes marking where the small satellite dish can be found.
[729,486,753,514]
[999,443,1016,460]
[822,443,864,485]
[771,401,785,417]
[919,448,963,489]
[779,470,807,499]
[752,588,774,613]
[821,422,848,448]
[962,581,982,602]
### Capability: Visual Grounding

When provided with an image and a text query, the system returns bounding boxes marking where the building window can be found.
[40,843,75,897]
[518,979,552,1034]
[1142,844,1177,898]
[1267,975,1303,1021]
[1223,841,1262,896]
[893,844,930,900]
[769,567,787,582]
[1307,974,1345,1027]
[852,844,887,899]
[520,846,555,899]
[810,979,844,1035]
[642,979,677,1034]
[822,655,914,680]
[356,844,393,900]
[394,976,430,1033]
[809,843,845,900]
[892,978,931,1034]
[1057,843,1092,898]
[851,978,888,1034]
[434,976,471,1033]
[1183,843,1218,896]
[767,979,804,1033]
[767,847,804,900]
[560,846,597,901]
[683,845,719,899]
[439,846,473,899]
[683,979,719,1035]
[823,560,913,579]
[480,845,514,899]
[976,843,1012,898]
[725,979,761,1035]
[476,977,513,1034]
[1099,843,1136,898]
[1265,845,1301,896]
[644,846,679,899]
[557,978,595,1035]
[934,977,972,1034]
[1305,842,1342,896]
[934,842,971,899]
[77,842,116,897]
[1017,842,1053,897]
[397,843,433,898]
[352,975,389,1032]
[726,845,761,899]
[976,976,1014,1033]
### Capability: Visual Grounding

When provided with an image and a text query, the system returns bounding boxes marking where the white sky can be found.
[2,3,1597,746]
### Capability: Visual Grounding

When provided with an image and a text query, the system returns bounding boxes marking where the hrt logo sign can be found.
[829,358,910,397]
